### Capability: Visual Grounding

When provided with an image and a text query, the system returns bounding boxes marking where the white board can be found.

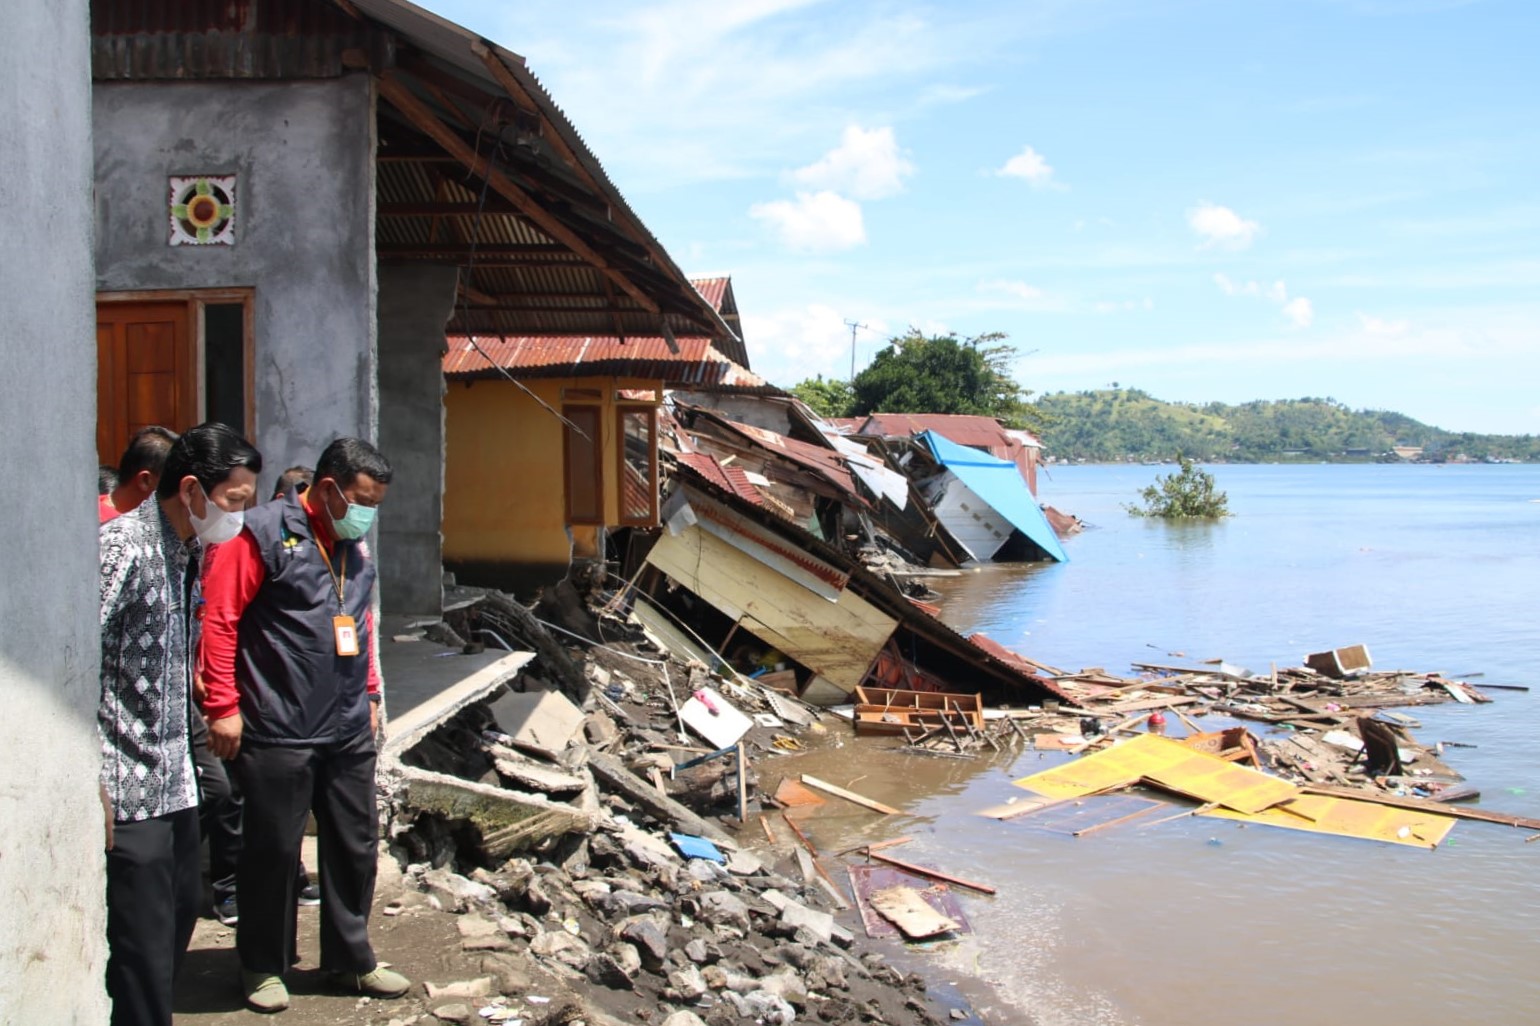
[679,686,753,750]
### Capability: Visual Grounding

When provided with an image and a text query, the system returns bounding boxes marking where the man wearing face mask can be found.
[199,436,405,1013]
[99,421,261,1026]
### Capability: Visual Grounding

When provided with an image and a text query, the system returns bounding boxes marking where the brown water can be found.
[771,465,1540,1026]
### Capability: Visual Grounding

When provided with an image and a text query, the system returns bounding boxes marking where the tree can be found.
[1125,457,1230,519]
[789,375,856,418]
[847,329,1044,432]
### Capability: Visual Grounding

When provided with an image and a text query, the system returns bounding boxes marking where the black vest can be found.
[236,494,375,745]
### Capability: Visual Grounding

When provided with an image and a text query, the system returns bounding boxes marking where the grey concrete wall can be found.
[377,263,459,615]
[0,1,111,1021]
[92,76,379,475]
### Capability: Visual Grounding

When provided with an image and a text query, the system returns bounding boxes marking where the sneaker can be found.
[241,970,290,1014]
[216,897,239,926]
[296,883,321,906]
[332,965,410,999]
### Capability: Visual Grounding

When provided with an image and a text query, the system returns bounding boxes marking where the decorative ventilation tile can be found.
[168,175,235,246]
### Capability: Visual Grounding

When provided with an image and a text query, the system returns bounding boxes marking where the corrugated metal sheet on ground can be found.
[1013,734,1298,814]
[920,432,1067,562]
[1201,794,1456,849]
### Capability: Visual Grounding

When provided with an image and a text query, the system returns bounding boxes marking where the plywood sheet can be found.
[1014,733,1298,814]
[647,525,896,690]
[1007,794,1166,836]
[847,864,971,940]
[1201,794,1456,849]
[869,886,961,938]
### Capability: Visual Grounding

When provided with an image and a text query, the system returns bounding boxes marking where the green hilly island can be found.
[1032,389,1539,463]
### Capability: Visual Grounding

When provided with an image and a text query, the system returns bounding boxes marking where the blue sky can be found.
[421,0,1538,434]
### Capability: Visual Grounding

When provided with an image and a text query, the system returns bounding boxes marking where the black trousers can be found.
[233,728,379,975]
[105,805,201,1026]
[191,714,243,904]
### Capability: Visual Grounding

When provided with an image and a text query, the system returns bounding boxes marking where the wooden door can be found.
[96,300,196,465]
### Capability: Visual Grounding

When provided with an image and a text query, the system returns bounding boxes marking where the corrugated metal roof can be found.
[442,335,776,392]
[921,431,1067,563]
[691,277,729,311]
[710,417,863,502]
[858,413,1017,449]
[674,453,765,507]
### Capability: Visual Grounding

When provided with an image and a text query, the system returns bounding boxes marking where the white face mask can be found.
[190,483,245,546]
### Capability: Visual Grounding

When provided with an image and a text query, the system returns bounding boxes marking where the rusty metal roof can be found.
[687,276,747,367]
[442,335,776,393]
[672,453,765,508]
[856,414,1019,449]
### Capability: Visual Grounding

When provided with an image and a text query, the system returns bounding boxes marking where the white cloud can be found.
[1189,202,1262,249]
[742,303,892,385]
[976,279,1069,312]
[1281,297,1314,328]
[995,145,1057,187]
[789,125,914,200]
[1213,273,1312,327]
[749,191,866,251]
[1357,312,1410,335]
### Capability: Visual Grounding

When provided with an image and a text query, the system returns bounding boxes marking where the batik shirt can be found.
[99,499,199,822]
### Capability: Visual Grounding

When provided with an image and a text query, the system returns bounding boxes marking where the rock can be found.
[587,947,638,990]
[478,954,533,996]
[724,990,796,1025]
[698,891,750,932]
[701,965,758,993]
[572,878,612,906]
[808,955,849,992]
[779,903,834,944]
[422,868,497,913]
[724,850,764,876]
[472,860,534,902]
[456,915,513,952]
[431,1003,473,1024]
[659,1013,708,1026]
[949,1010,967,1021]
[600,890,670,919]
[684,938,712,964]
[665,964,707,1001]
[522,879,553,916]
[529,931,591,970]
[685,859,729,885]
[759,968,808,1008]
[772,944,815,970]
[424,977,495,1000]
[617,917,669,970]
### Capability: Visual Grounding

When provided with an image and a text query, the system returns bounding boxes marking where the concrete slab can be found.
[380,635,533,757]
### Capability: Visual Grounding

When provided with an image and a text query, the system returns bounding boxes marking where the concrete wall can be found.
[444,376,659,594]
[0,1,111,1021]
[92,76,378,477]
[377,263,459,615]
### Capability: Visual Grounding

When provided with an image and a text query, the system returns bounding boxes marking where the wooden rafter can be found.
[470,41,728,338]
[376,70,661,315]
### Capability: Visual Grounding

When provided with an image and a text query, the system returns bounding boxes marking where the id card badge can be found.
[333,615,360,657]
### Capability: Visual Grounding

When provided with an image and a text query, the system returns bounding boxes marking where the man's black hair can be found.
[272,465,315,500]
[315,437,393,488]
[156,422,264,500]
[98,465,119,496]
[116,425,179,481]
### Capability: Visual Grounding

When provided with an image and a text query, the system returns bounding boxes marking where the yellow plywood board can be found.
[1201,794,1456,849]
[647,526,896,690]
[1013,734,1299,814]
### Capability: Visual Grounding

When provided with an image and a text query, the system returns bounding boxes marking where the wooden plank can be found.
[866,852,995,895]
[801,774,902,815]
[1439,679,1476,704]
[1301,784,1540,831]
[868,886,961,939]
[1072,801,1167,837]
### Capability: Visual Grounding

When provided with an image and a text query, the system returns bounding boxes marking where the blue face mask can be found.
[327,484,376,540]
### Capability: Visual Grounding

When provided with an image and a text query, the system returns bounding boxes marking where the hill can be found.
[1032,389,1540,463]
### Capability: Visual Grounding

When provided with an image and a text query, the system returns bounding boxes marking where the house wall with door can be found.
[0,0,110,1018]
[444,376,661,593]
[92,77,376,478]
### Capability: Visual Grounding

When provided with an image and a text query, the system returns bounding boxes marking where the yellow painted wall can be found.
[443,375,660,574]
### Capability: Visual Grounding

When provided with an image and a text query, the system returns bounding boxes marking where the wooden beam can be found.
[866,852,996,895]
[471,40,730,339]
[376,244,572,258]
[375,71,660,315]
[380,202,525,216]
[800,774,901,815]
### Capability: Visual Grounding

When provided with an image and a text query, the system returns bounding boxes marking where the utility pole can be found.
[844,319,870,382]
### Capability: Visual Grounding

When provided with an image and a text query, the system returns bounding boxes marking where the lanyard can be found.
[315,536,347,607]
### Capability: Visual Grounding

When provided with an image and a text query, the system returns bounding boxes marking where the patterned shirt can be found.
[99,499,199,822]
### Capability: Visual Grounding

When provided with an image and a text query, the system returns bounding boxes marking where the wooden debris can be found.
[865,852,995,895]
[868,886,961,938]
[800,774,902,815]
